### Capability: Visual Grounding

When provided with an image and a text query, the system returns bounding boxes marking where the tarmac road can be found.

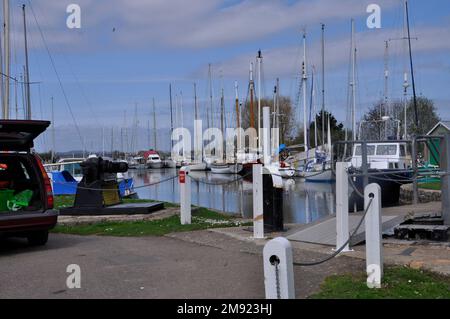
[0,233,266,299]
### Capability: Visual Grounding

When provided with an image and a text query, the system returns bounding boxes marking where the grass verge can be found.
[52,207,250,237]
[418,182,441,191]
[310,266,450,299]
[54,195,178,209]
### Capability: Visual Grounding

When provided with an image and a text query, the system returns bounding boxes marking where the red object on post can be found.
[179,171,186,184]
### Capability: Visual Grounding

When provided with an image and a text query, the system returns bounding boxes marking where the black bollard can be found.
[262,172,284,232]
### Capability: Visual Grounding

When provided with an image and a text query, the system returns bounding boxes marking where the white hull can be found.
[164,160,177,168]
[187,162,207,171]
[304,169,335,182]
[148,162,164,169]
[210,163,244,174]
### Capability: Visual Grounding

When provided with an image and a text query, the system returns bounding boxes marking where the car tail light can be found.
[35,155,54,209]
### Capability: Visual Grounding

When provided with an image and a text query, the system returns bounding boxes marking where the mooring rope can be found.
[52,175,179,192]
[187,172,252,186]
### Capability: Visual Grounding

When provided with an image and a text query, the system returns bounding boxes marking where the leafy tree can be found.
[241,96,296,144]
[361,97,440,140]
[307,111,345,147]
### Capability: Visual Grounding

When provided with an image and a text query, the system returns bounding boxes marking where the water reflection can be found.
[130,169,335,224]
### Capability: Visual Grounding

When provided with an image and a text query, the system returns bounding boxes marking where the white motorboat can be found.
[146,151,164,169]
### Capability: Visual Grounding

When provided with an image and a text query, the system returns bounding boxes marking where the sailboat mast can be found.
[235,81,240,129]
[23,4,31,120]
[350,19,357,140]
[249,62,255,129]
[208,64,214,128]
[321,23,325,148]
[257,50,263,152]
[51,96,55,162]
[405,0,418,127]
[152,97,157,150]
[2,0,10,119]
[169,84,174,150]
[302,32,308,156]
[194,83,198,121]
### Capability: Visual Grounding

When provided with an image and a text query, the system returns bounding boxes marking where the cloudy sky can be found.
[3,0,449,152]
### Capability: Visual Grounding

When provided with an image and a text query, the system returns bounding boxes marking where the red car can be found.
[0,120,58,246]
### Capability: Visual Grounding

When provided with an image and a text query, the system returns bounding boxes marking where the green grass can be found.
[54,195,178,209]
[310,266,450,299]
[52,207,250,237]
[418,182,441,191]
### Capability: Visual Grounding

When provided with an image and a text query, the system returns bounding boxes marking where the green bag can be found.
[0,189,14,211]
[7,190,33,212]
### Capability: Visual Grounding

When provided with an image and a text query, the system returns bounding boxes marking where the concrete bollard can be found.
[179,166,191,225]
[364,183,383,289]
[263,237,295,299]
[336,162,352,252]
[253,164,264,238]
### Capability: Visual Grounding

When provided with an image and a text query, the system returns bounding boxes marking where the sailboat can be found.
[236,62,260,174]
[164,84,177,168]
[184,83,207,171]
[294,28,334,182]
[211,81,243,174]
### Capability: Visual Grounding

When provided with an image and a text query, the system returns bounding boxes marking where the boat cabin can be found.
[351,143,412,170]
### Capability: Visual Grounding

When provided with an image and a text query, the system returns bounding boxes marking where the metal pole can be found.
[23,4,31,120]
[263,107,271,165]
[361,142,369,189]
[3,0,10,119]
[257,50,262,153]
[411,136,419,205]
[51,97,55,162]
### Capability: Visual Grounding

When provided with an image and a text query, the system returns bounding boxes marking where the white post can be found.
[335,162,352,252]
[364,183,383,289]
[253,164,264,239]
[180,166,191,225]
[262,106,271,166]
[263,237,295,299]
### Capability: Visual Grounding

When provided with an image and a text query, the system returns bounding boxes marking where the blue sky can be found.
[2,0,449,152]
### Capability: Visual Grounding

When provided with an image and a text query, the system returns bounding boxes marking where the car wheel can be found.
[27,231,49,246]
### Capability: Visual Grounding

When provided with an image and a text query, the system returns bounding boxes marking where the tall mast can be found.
[208,64,214,128]
[152,97,157,150]
[249,62,255,129]
[321,23,325,148]
[194,82,198,121]
[257,50,262,152]
[235,81,240,130]
[51,96,55,162]
[3,0,10,119]
[405,0,418,128]
[235,81,240,158]
[312,68,317,148]
[23,4,31,120]
[350,19,357,140]
[169,84,174,150]
[302,32,308,156]
[383,40,389,120]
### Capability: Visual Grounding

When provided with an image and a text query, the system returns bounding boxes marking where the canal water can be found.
[129,169,336,224]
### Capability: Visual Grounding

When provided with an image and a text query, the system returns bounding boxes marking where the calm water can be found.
[129,169,336,224]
